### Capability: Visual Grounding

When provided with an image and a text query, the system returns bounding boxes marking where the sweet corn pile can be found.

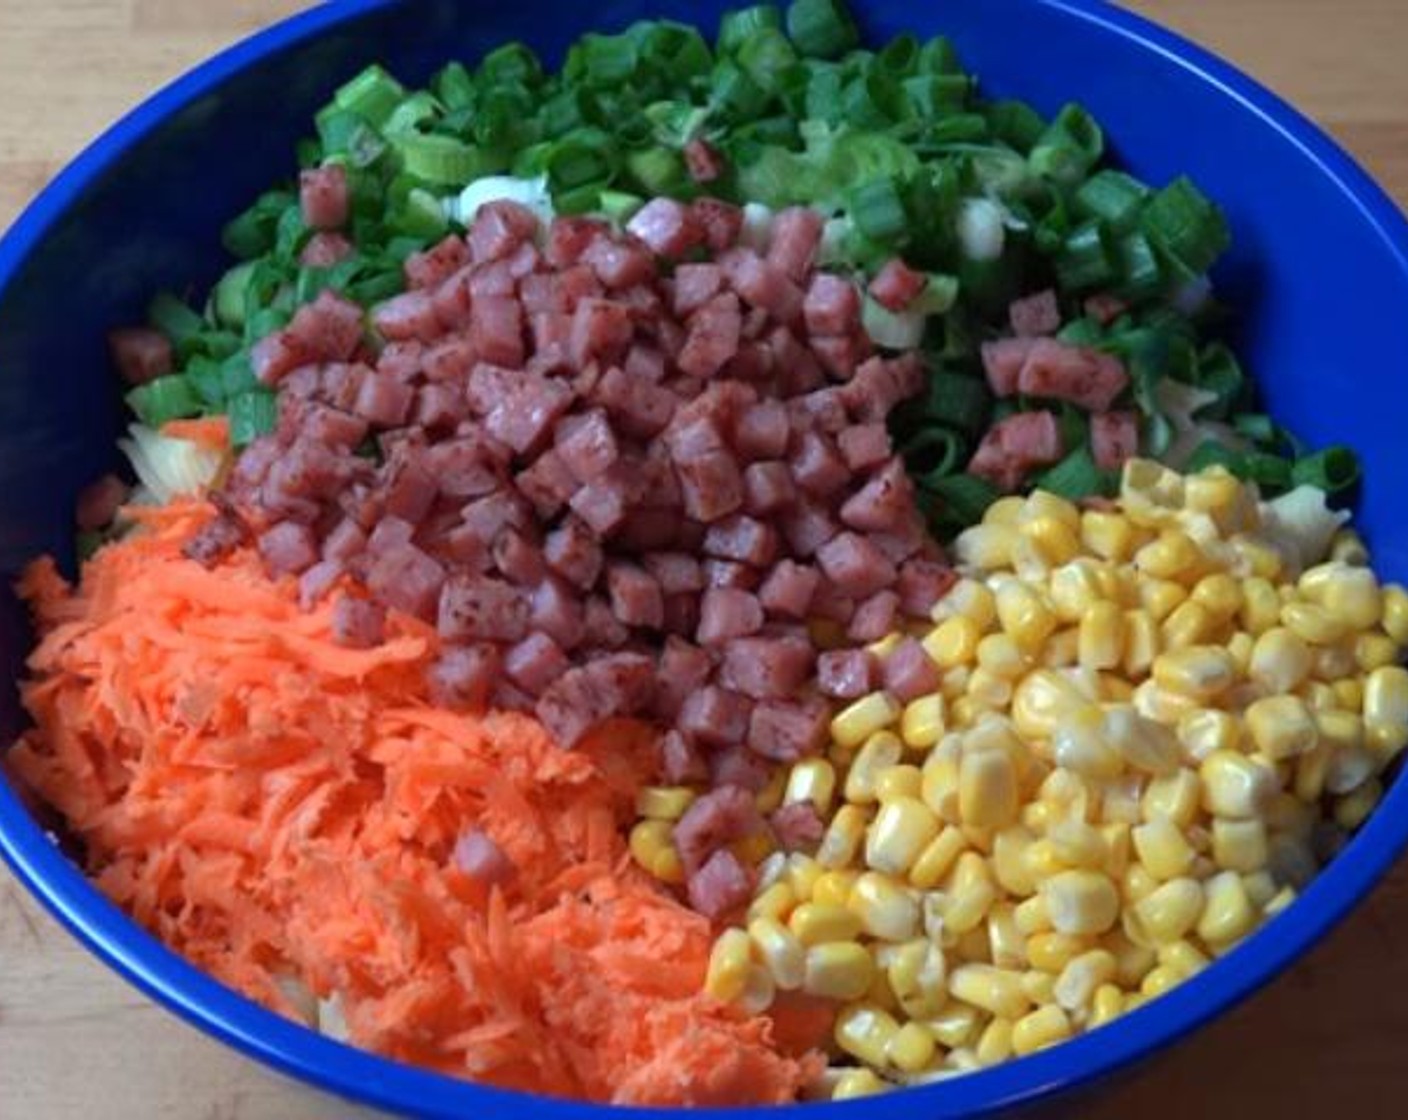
[641,461,1408,1099]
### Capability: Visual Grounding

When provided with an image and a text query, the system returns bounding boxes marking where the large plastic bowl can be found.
[1,0,1406,1116]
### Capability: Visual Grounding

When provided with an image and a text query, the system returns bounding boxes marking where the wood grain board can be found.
[1,3,1406,1117]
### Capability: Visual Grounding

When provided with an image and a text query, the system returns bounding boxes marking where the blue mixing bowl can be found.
[1,1,1406,1116]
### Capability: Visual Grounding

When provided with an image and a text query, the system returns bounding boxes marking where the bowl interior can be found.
[1,1,1407,1117]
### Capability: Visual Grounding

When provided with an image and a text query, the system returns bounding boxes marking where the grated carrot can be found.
[10,501,824,1105]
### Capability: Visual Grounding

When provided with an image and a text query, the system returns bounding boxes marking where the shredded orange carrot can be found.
[160,416,231,454]
[11,501,824,1105]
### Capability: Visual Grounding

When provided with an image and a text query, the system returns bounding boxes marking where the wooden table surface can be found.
[2,2,1407,1117]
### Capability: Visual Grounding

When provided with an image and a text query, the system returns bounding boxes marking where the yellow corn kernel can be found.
[1055,948,1118,1013]
[1026,931,1088,974]
[1328,530,1369,566]
[1333,677,1364,711]
[949,963,1031,1020]
[845,733,904,804]
[1019,970,1055,1005]
[1102,705,1181,776]
[927,1002,981,1049]
[1122,609,1160,676]
[1137,530,1203,582]
[875,764,924,803]
[815,865,860,905]
[850,872,920,942]
[1241,870,1278,910]
[1121,862,1160,905]
[1190,572,1243,621]
[942,880,999,939]
[1162,600,1216,650]
[1080,509,1135,561]
[886,1021,938,1074]
[1127,878,1204,946]
[1365,664,1408,737]
[1211,818,1269,874]
[803,942,875,1000]
[748,916,806,991]
[985,904,1025,971]
[1024,490,1082,530]
[976,632,1030,680]
[1294,743,1333,803]
[886,938,948,1018]
[909,825,968,891]
[834,1003,901,1067]
[1132,817,1196,881]
[1041,870,1120,936]
[730,832,774,867]
[900,695,947,751]
[1175,711,1239,767]
[1336,780,1383,831]
[1139,964,1183,999]
[958,747,1019,828]
[924,615,982,671]
[783,854,822,901]
[1265,886,1298,918]
[985,495,1028,526]
[937,577,998,630]
[1227,631,1255,674]
[705,928,753,1003]
[1239,577,1283,635]
[1245,694,1319,760]
[749,882,798,925]
[1139,578,1188,623]
[1047,560,1102,621]
[831,1069,890,1101]
[789,901,862,947]
[1049,818,1109,870]
[1233,533,1286,581]
[1014,895,1053,937]
[867,633,904,661]
[629,819,684,883]
[1281,601,1348,647]
[973,1017,1014,1066]
[1011,669,1088,740]
[1103,927,1158,987]
[965,667,1014,712]
[1089,983,1125,1029]
[1307,564,1383,629]
[1159,939,1211,977]
[996,581,1057,651]
[1070,603,1125,675]
[1249,627,1312,693]
[1356,633,1399,673]
[1200,750,1277,818]
[955,523,1021,569]
[1012,1005,1073,1057]
[1196,870,1258,946]
[867,796,941,876]
[1040,627,1080,669]
[1184,467,1244,519]
[1313,642,1359,681]
[1152,646,1238,700]
[635,785,697,821]
[1382,584,1408,644]
[834,695,902,752]
[777,763,834,820]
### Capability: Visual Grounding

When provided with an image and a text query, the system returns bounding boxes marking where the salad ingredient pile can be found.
[699,462,1408,1094]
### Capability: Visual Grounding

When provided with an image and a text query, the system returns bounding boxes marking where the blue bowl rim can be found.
[2,1,1407,1117]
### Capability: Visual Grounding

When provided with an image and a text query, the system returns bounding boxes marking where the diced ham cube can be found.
[251,331,309,387]
[733,400,790,461]
[183,514,247,568]
[843,354,925,421]
[704,559,759,591]
[568,469,635,536]
[687,848,754,921]
[108,327,174,386]
[405,235,471,290]
[654,639,715,723]
[301,232,354,268]
[691,198,744,252]
[493,528,545,586]
[743,460,797,517]
[770,803,825,853]
[415,383,468,431]
[869,258,928,312]
[429,644,500,710]
[848,589,901,643]
[365,544,446,621]
[1017,338,1130,412]
[594,365,677,440]
[353,372,415,428]
[674,786,762,875]
[529,577,586,651]
[582,238,656,290]
[679,686,753,750]
[470,260,517,299]
[817,531,898,599]
[810,333,862,383]
[644,553,705,595]
[709,744,770,792]
[471,295,525,369]
[381,455,438,524]
[703,515,780,567]
[818,649,878,700]
[803,273,861,337]
[748,698,830,762]
[767,207,824,282]
[792,431,850,497]
[677,292,743,380]
[758,560,821,620]
[374,291,443,343]
[684,137,728,185]
[780,501,840,559]
[469,200,538,264]
[662,729,709,784]
[720,636,815,701]
[1085,293,1129,326]
[627,198,705,260]
[504,632,570,696]
[570,299,634,369]
[697,587,764,646]
[840,458,916,533]
[300,164,349,231]
[672,263,724,318]
[897,559,958,619]
[438,575,529,643]
[676,451,744,523]
[1010,289,1062,337]
[1091,410,1141,471]
[516,449,578,518]
[884,637,942,703]
[547,216,611,268]
[484,376,574,456]
[662,591,701,638]
[544,517,603,590]
[332,596,386,649]
[606,562,664,629]
[968,410,1065,492]
[259,521,318,577]
[723,249,803,324]
[555,410,619,484]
